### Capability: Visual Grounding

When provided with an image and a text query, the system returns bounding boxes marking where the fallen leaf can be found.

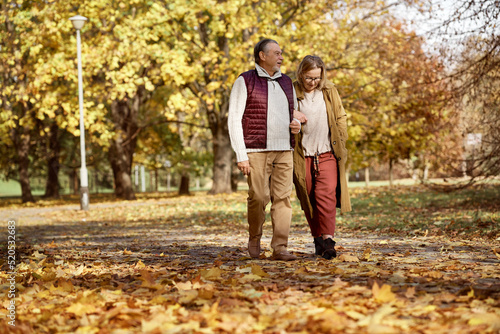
[467,313,500,331]
[372,282,396,303]
[32,251,46,260]
[72,264,85,276]
[200,267,223,280]
[338,254,360,262]
[251,264,269,277]
[405,286,416,298]
[362,248,372,261]
[241,274,263,281]
[178,289,198,304]
[66,303,98,316]
[493,248,500,260]
[135,260,146,269]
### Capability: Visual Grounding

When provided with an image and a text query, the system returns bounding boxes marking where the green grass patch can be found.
[342,183,500,240]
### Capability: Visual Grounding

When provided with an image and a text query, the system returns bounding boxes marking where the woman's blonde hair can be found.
[296,55,327,91]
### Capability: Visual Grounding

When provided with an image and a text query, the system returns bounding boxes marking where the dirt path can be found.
[0,199,177,225]
[1,195,499,333]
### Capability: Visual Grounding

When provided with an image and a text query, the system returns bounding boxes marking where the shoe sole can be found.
[271,254,297,261]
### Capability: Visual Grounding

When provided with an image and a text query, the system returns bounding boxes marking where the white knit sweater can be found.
[300,89,332,157]
[228,64,298,162]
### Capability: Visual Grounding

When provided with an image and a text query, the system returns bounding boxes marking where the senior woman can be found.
[293,55,352,259]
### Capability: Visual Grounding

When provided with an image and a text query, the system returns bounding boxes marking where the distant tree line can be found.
[1,0,496,202]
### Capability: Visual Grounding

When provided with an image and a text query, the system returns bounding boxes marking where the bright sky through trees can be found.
[392,0,496,52]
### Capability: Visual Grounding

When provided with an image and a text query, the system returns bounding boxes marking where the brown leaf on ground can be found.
[0,186,498,333]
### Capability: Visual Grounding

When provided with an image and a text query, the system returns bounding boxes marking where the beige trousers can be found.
[247,151,293,253]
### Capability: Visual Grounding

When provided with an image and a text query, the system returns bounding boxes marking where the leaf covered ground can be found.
[0,184,499,333]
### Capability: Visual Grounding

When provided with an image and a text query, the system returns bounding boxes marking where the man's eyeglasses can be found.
[304,77,321,83]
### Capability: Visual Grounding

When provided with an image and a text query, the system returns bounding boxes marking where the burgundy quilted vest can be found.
[240,69,295,149]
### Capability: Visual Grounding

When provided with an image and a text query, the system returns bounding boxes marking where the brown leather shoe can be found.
[248,238,261,258]
[272,250,297,261]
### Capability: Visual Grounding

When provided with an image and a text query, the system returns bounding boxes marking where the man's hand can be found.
[237,160,251,176]
[293,110,307,123]
[290,119,301,134]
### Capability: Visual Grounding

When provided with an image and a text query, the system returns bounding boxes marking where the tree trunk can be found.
[17,131,34,203]
[208,94,233,194]
[44,122,60,198]
[109,137,136,200]
[167,172,171,192]
[389,159,394,187]
[108,89,145,200]
[365,168,370,187]
[231,165,239,192]
[72,167,79,195]
[5,4,33,203]
[210,126,233,194]
[95,170,99,194]
[178,174,190,195]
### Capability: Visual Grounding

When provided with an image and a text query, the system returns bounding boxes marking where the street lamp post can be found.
[69,15,89,211]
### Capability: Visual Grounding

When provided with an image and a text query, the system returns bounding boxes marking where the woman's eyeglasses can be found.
[304,77,321,83]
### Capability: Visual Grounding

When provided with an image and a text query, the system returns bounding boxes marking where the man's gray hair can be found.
[254,39,279,64]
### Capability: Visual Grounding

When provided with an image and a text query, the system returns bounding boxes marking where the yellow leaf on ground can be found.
[346,310,365,320]
[338,254,360,262]
[72,264,85,276]
[75,326,99,334]
[135,260,146,269]
[241,274,263,281]
[141,307,179,332]
[175,281,193,290]
[358,304,397,333]
[362,248,372,261]
[492,248,500,260]
[178,290,198,304]
[468,313,500,331]
[66,303,98,316]
[251,264,269,277]
[201,267,223,280]
[372,282,396,303]
[49,284,70,297]
[32,251,46,260]
[198,287,214,299]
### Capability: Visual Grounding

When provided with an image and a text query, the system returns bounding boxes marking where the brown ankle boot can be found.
[314,237,325,256]
[322,238,337,259]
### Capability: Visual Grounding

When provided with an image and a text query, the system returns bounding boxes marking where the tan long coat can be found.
[293,80,352,215]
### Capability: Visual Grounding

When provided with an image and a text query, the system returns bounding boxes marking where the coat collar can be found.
[294,79,336,100]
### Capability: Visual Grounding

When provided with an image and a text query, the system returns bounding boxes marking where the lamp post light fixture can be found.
[69,15,89,211]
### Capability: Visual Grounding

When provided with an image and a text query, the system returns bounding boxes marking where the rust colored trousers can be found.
[304,151,338,237]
